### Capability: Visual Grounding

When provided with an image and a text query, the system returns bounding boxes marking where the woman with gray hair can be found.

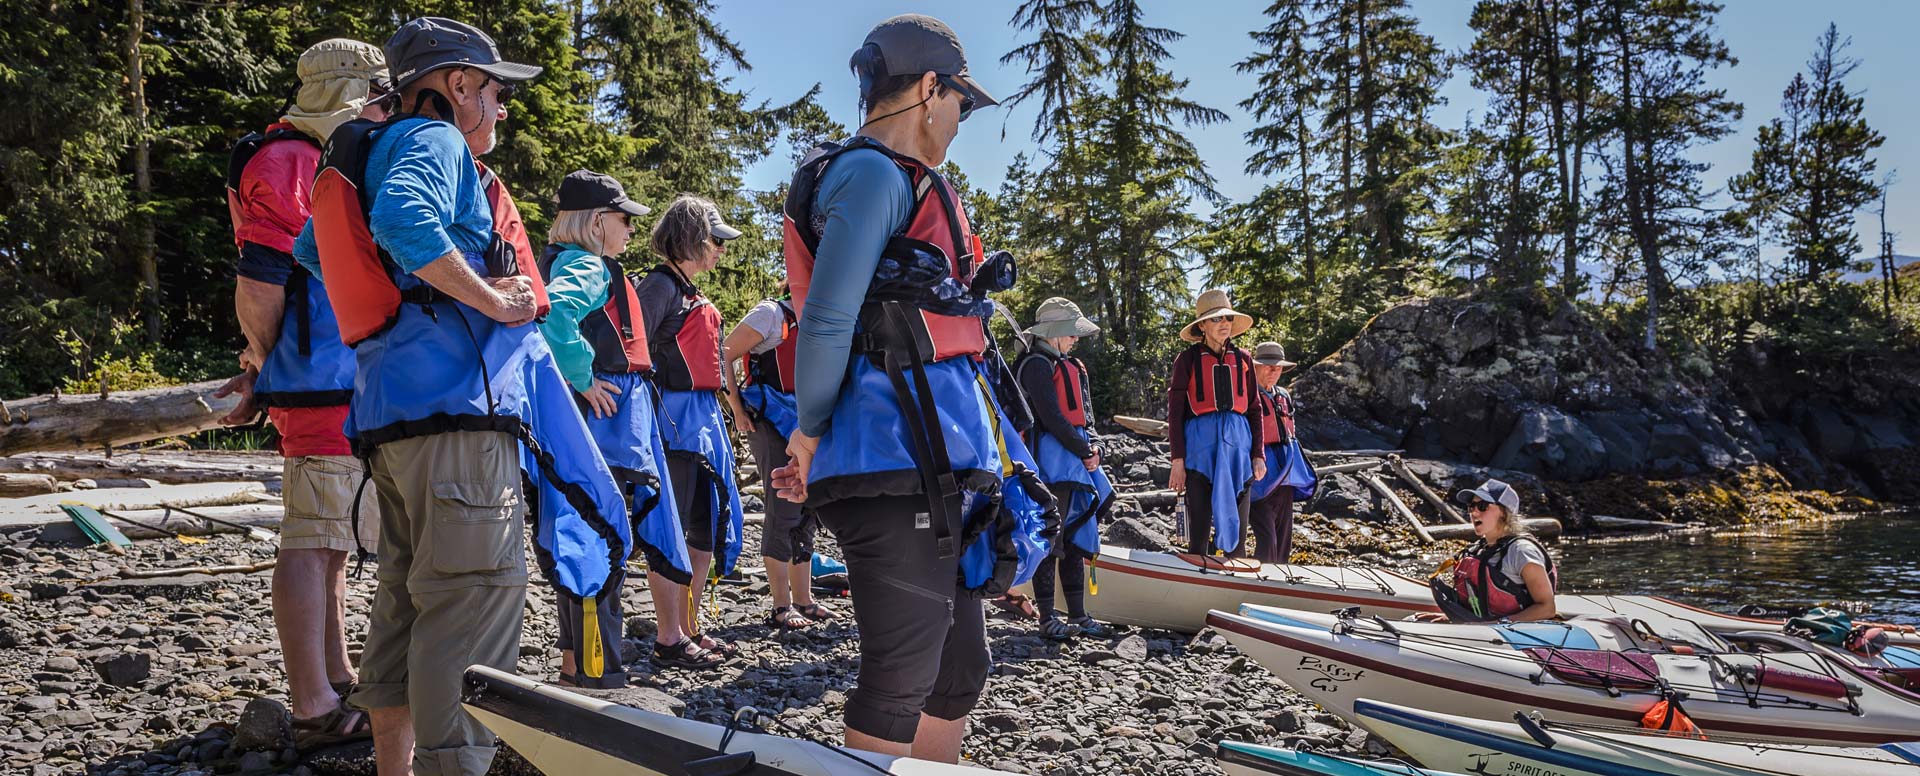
[633,194,747,668]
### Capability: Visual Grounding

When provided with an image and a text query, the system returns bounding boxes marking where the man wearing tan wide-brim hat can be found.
[1179,287,1255,343]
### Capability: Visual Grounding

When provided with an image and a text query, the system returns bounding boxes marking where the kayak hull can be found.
[460,666,1008,775]
[1208,607,1920,746]
[1216,741,1461,776]
[1353,697,1920,776]
[1084,545,1437,633]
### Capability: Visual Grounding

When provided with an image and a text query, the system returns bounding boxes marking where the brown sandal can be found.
[794,602,840,623]
[764,606,811,631]
[292,698,372,751]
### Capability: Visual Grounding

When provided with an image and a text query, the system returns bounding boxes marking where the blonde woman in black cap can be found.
[534,171,703,681]
[1166,289,1267,557]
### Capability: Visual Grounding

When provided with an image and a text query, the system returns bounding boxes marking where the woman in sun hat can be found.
[1014,297,1116,640]
[1166,289,1267,557]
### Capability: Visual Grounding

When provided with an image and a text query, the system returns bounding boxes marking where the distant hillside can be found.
[1843,253,1919,283]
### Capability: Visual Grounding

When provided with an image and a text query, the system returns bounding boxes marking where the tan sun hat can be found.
[1025,297,1101,339]
[1251,341,1298,368]
[282,39,389,142]
[1180,288,1254,343]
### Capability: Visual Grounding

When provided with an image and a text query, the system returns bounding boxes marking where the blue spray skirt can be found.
[349,299,629,600]
[1183,411,1254,553]
[808,356,1005,499]
[1253,439,1319,501]
[981,412,1055,590]
[658,389,745,577]
[738,382,799,440]
[583,371,690,582]
[1034,430,1110,557]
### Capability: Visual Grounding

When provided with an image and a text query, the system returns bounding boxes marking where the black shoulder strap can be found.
[784,137,930,256]
[607,256,636,338]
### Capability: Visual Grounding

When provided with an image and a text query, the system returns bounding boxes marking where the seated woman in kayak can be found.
[1423,478,1558,623]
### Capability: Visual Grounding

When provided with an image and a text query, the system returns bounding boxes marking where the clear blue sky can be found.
[711,0,1919,258]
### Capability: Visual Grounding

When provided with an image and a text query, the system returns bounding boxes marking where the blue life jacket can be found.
[253,263,356,409]
[309,112,627,608]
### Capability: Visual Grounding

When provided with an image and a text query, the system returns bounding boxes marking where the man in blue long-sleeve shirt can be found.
[295,18,546,776]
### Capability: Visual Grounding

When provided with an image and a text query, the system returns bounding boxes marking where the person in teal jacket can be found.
[534,171,706,673]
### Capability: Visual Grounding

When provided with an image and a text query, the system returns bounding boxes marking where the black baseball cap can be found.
[556,170,649,216]
[858,14,998,111]
[385,17,543,91]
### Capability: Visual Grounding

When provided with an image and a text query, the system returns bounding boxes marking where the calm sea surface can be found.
[1554,513,1920,626]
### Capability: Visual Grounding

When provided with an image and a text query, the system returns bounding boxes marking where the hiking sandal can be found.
[329,680,357,703]
[1039,617,1080,642]
[1070,615,1115,640]
[292,698,372,751]
[652,639,724,670]
[764,606,811,631]
[989,593,1038,620]
[793,602,840,623]
[694,633,739,657]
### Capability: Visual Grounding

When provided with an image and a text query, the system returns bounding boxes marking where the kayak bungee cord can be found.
[1304,611,1867,714]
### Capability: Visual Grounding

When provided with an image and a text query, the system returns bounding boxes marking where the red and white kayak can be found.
[1355,697,1920,776]
[1082,546,1438,632]
[1208,605,1920,746]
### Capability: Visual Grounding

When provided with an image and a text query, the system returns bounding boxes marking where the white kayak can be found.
[1083,546,1438,632]
[1208,605,1920,746]
[461,666,1013,775]
[1354,697,1920,776]
[1081,546,1920,645]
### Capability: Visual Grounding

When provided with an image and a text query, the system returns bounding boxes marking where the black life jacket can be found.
[1184,342,1251,416]
[642,264,724,392]
[536,245,653,375]
[744,300,798,393]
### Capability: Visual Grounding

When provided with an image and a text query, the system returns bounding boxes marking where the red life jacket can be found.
[1185,344,1251,417]
[744,300,798,393]
[1257,387,1296,446]
[309,116,549,346]
[644,265,725,391]
[782,137,987,363]
[536,245,652,375]
[1053,355,1090,428]
[1450,535,1558,621]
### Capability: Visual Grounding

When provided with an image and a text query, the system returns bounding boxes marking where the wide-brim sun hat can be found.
[1251,341,1298,368]
[1180,288,1255,343]
[1026,297,1100,339]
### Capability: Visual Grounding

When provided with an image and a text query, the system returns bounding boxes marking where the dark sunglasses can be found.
[937,76,976,122]
[471,71,517,102]
[1469,500,1492,512]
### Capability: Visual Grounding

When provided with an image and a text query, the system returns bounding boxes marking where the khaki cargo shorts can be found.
[281,454,380,552]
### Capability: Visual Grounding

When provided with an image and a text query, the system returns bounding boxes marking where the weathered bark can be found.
[1387,455,1465,523]
[127,0,159,340]
[0,450,281,484]
[1360,472,1431,543]
[1,379,242,455]
[1113,415,1170,438]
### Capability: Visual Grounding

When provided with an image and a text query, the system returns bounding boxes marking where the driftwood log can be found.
[0,450,282,484]
[1359,473,1433,544]
[1111,415,1168,438]
[1,481,271,517]
[1,378,241,455]
[1387,455,1465,524]
[1427,518,1562,541]
[0,473,59,497]
[1590,515,1686,531]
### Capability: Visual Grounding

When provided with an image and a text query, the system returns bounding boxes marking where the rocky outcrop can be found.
[1289,293,1920,502]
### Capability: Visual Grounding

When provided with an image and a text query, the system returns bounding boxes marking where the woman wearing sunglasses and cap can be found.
[1166,289,1268,558]
[1423,478,1559,623]
[633,195,748,670]
[534,170,696,683]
